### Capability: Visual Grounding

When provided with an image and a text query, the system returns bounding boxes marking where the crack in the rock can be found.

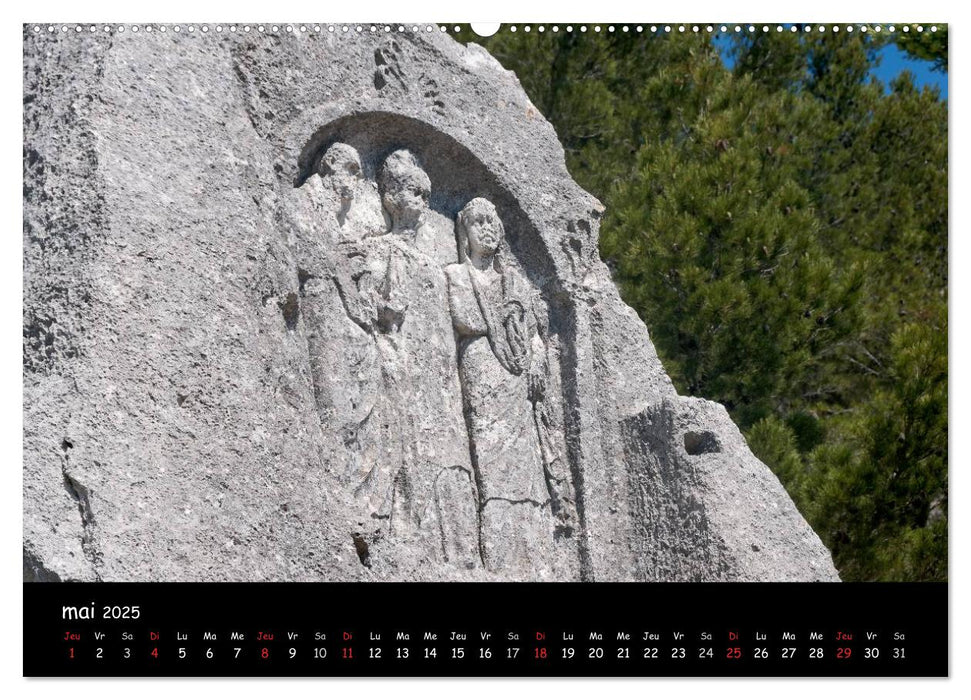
[557,303,594,580]
[480,496,552,509]
[60,438,101,580]
[277,291,300,330]
[350,532,371,568]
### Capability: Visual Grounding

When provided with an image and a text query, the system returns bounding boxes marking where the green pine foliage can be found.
[894,25,948,72]
[458,26,947,581]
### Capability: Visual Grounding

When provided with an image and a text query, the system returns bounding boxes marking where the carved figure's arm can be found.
[527,333,548,403]
[332,242,375,333]
[446,264,482,338]
[369,248,411,333]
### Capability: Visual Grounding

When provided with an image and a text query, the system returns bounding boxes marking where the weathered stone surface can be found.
[623,398,840,581]
[23,26,839,582]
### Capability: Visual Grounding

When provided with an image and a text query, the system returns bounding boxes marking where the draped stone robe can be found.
[338,231,480,568]
[446,260,556,575]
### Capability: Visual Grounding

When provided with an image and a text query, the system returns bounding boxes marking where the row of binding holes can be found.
[29,24,944,34]
[29,24,440,33]
[503,24,937,34]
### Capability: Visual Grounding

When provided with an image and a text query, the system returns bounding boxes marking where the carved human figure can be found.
[314,142,386,239]
[446,198,572,574]
[379,149,429,235]
[290,143,379,464]
[332,150,479,568]
[318,142,362,226]
[295,145,411,455]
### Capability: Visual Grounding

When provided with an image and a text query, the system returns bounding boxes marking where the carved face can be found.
[379,150,431,232]
[464,211,502,257]
[458,198,505,259]
[318,143,363,200]
[383,177,429,229]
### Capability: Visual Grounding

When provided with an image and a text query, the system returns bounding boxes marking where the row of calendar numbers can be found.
[67,644,909,661]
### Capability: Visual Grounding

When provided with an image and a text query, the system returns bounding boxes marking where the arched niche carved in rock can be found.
[288,111,580,579]
[295,111,557,287]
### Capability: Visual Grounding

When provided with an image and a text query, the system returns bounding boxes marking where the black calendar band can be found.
[24,581,947,677]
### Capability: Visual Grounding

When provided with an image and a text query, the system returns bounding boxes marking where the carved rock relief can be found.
[290,138,578,577]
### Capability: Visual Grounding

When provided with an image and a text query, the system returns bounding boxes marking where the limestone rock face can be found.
[23,27,839,582]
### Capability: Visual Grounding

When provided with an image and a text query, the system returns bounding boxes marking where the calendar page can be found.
[22,19,948,678]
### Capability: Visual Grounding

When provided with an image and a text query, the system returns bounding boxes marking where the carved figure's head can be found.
[318,142,363,201]
[378,149,431,232]
[457,197,504,259]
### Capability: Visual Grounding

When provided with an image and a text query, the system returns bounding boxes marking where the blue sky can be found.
[713,31,947,100]
[873,43,947,99]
